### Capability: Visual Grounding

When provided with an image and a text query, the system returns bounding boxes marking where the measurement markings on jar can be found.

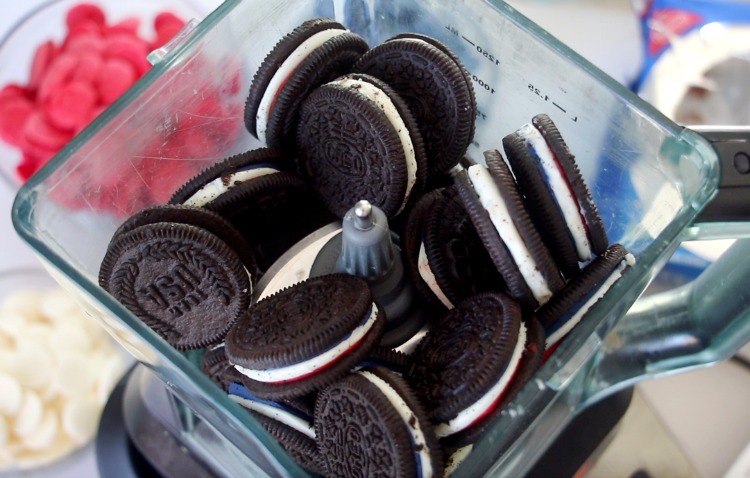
[527,82,578,122]
[476,109,488,121]
[471,73,496,94]
[444,25,501,67]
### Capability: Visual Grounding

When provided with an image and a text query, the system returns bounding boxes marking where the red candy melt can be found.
[0,3,188,183]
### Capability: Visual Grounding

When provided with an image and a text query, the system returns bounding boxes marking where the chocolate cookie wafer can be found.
[503,114,609,278]
[107,204,258,283]
[353,34,475,179]
[204,171,335,272]
[228,381,323,475]
[404,186,505,312]
[225,273,385,400]
[455,151,564,310]
[538,243,635,353]
[408,292,532,447]
[99,222,251,350]
[295,73,428,218]
[315,365,443,478]
[245,18,369,148]
[168,147,291,207]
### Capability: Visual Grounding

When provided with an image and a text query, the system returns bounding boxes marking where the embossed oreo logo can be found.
[141,263,208,317]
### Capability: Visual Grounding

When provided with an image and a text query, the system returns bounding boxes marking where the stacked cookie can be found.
[98,17,635,478]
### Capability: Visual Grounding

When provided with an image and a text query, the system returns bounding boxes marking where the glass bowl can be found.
[0,0,220,190]
[0,266,129,475]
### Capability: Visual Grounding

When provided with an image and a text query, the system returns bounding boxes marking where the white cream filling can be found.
[518,123,592,262]
[256,28,348,143]
[467,164,552,304]
[229,394,315,439]
[183,167,280,207]
[234,304,378,383]
[333,77,418,214]
[358,371,433,478]
[435,323,527,438]
[546,253,635,348]
[445,445,473,477]
[417,242,454,309]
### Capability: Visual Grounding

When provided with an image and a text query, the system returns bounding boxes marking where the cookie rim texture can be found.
[315,365,444,478]
[99,222,251,350]
[295,74,426,218]
[440,315,546,450]
[403,188,458,313]
[248,411,324,475]
[483,149,565,300]
[423,184,505,308]
[244,18,347,139]
[168,147,292,205]
[531,113,609,256]
[203,170,334,272]
[536,243,630,330]
[225,273,386,399]
[409,291,522,424]
[106,204,258,284]
[353,36,476,178]
[454,169,537,310]
[262,33,370,148]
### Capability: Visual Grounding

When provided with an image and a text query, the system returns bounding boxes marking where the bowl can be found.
[0,266,129,475]
[0,0,220,189]
[10,0,750,476]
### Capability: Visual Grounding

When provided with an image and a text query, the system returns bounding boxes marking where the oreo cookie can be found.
[99,222,251,350]
[455,151,564,310]
[227,381,323,475]
[295,73,428,218]
[404,186,505,312]
[245,18,369,148]
[200,343,243,391]
[538,243,635,353]
[204,171,335,272]
[315,365,443,478]
[225,273,385,400]
[107,204,258,282]
[503,113,609,278]
[168,147,291,207]
[353,34,476,179]
[408,292,536,447]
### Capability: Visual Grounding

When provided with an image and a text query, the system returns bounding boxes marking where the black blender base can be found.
[96,366,217,478]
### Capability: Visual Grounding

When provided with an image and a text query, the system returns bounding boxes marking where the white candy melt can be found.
[0,284,127,471]
[23,409,58,451]
[61,397,100,444]
[0,373,23,415]
[12,391,43,438]
[467,165,552,304]
[517,123,592,261]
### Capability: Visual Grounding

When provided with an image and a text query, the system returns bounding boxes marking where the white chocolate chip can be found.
[0,372,23,415]
[12,390,43,438]
[22,409,58,451]
[61,397,99,444]
[0,289,44,321]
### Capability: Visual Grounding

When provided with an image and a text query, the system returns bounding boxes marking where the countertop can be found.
[1,1,748,477]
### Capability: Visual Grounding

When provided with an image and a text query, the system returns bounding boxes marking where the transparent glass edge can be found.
[9,0,306,474]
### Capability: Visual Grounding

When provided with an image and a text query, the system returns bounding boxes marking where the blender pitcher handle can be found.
[583,237,750,406]
[581,128,750,407]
